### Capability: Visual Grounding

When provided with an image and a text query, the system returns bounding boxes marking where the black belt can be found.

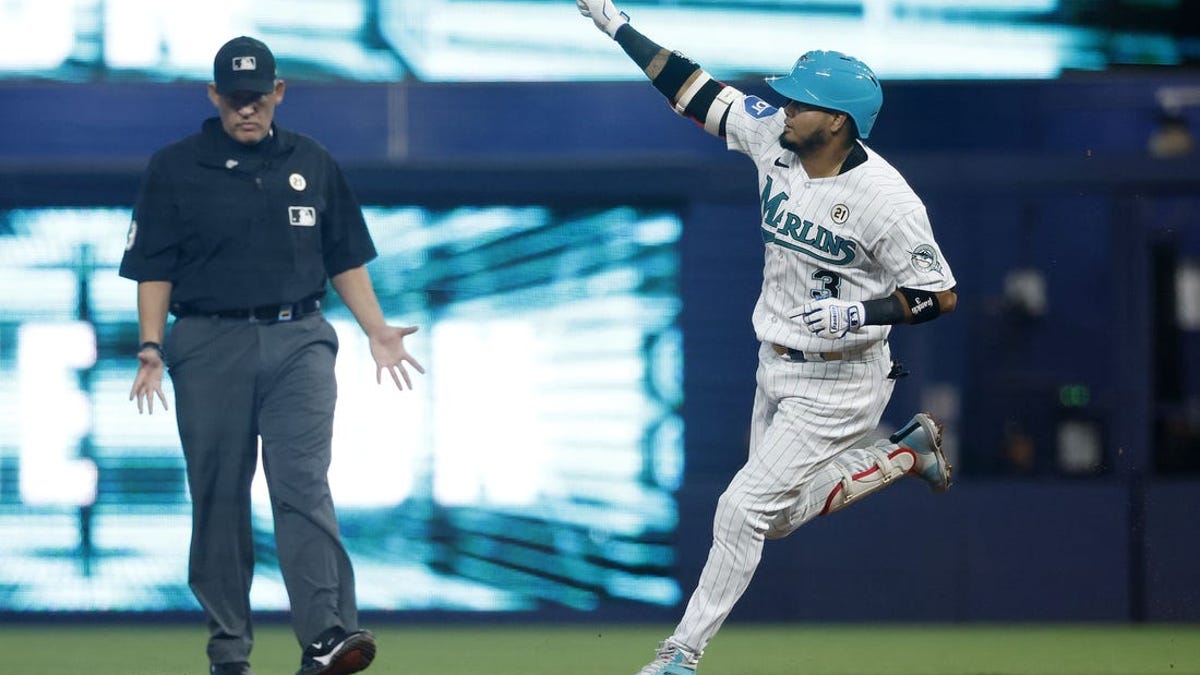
[770,342,890,366]
[771,343,845,362]
[172,297,322,323]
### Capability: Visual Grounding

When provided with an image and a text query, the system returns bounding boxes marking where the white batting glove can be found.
[791,298,866,339]
[577,0,629,38]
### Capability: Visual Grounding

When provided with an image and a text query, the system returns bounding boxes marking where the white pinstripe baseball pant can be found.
[672,341,896,653]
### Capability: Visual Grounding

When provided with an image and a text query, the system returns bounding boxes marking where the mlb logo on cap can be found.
[213,36,276,95]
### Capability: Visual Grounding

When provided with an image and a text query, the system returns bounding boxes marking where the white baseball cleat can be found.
[634,639,700,675]
[890,412,952,493]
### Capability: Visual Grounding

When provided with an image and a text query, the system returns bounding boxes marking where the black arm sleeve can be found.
[614,24,701,101]
[614,24,662,70]
[863,287,948,325]
[862,294,907,325]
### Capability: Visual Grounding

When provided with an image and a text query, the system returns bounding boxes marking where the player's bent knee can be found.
[762,508,798,539]
[713,488,772,535]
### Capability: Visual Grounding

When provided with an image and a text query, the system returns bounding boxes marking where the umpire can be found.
[120,36,423,675]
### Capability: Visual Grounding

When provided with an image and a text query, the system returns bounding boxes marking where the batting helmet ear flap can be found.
[766,50,883,139]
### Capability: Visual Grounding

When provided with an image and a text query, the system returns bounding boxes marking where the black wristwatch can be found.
[138,341,166,361]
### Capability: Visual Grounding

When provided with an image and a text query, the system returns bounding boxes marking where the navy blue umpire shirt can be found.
[119,118,378,313]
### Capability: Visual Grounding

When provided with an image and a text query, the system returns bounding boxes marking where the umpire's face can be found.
[206,80,286,145]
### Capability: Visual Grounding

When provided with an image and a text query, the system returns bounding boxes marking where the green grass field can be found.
[5,623,1198,675]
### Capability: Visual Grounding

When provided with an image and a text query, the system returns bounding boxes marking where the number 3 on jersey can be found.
[811,269,842,299]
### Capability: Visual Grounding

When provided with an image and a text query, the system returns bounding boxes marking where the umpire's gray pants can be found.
[166,312,358,664]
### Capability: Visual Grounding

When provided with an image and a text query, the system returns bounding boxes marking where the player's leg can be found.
[631,451,788,673]
[768,412,952,539]
[632,350,787,673]
[635,348,890,674]
[757,355,898,538]
[169,318,261,668]
[818,412,951,512]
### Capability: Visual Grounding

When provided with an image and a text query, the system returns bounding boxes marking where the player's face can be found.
[779,100,838,155]
[207,80,286,145]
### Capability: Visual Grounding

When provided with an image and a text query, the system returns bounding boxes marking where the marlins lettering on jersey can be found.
[759,176,859,265]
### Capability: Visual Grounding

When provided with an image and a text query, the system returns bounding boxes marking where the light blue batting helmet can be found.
[765,50,883,139]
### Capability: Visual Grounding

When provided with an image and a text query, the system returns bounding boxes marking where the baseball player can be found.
[576,2,958,673]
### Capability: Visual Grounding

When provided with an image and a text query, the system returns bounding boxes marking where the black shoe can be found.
[210,662,254,675]
[296,627,377,675]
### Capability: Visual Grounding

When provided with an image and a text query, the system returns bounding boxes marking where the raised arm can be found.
[578,0,742,137]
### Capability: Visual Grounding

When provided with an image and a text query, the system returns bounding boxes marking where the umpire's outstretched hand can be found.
[368,325,425,390]
[129,349,169,414]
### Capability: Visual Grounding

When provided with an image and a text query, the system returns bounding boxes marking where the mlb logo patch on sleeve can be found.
[743,96,777,119]
[289,206,317,226]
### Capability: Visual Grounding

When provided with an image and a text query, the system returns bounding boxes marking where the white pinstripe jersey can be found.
[722,93,956,354]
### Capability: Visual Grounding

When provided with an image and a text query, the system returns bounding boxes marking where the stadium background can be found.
[0,0,1199,669]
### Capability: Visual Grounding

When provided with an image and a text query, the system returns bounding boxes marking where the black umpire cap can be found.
[213,36,277,95]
